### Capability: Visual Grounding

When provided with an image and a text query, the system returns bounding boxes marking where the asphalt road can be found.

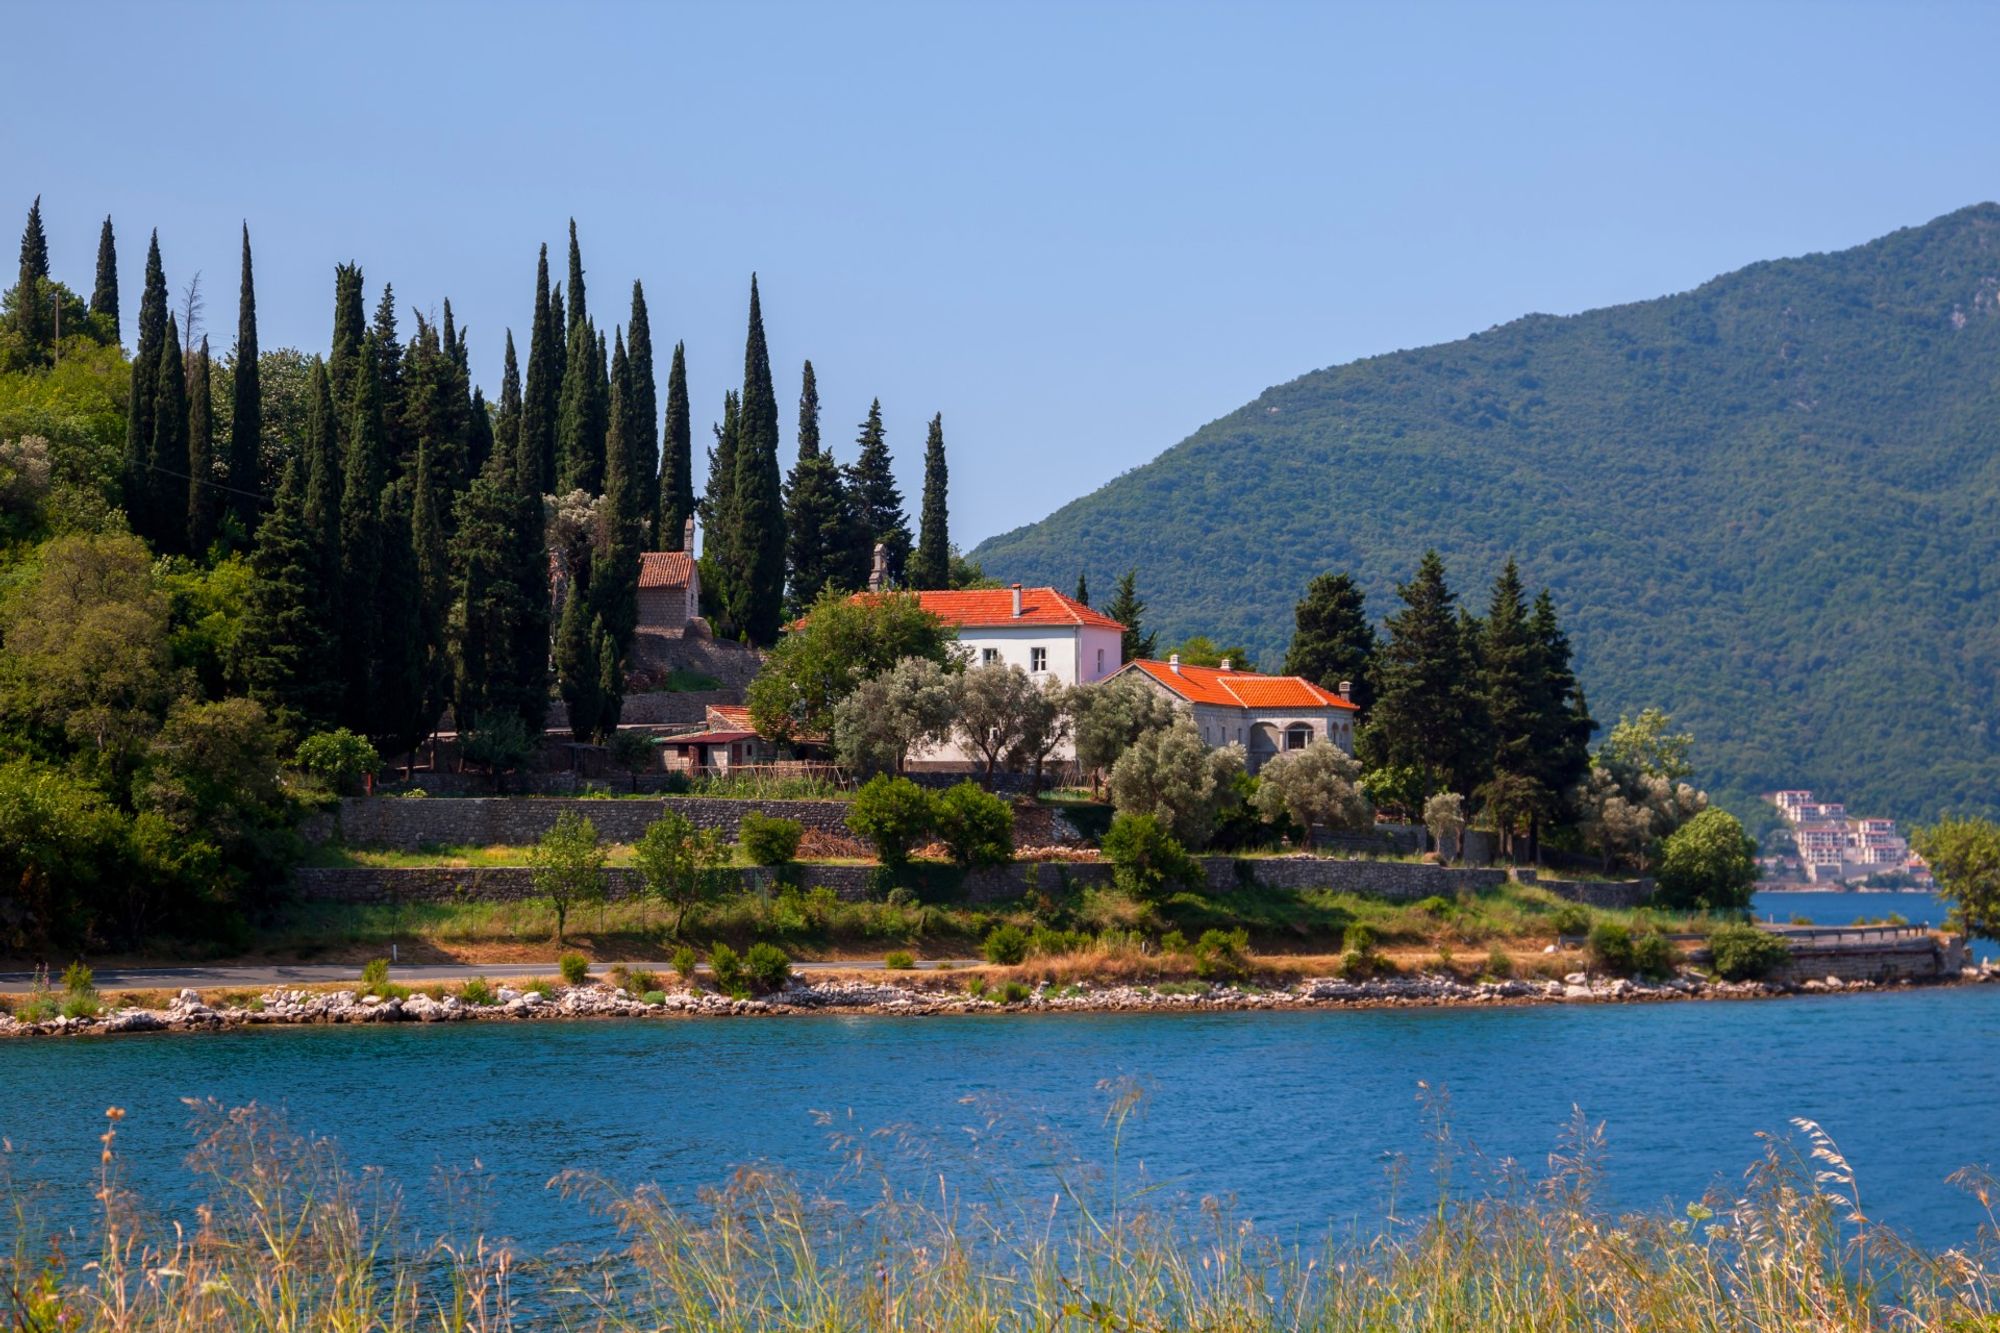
[0,958,981,994]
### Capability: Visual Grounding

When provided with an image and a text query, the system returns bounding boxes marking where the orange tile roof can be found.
[907,587,1126,631]
[638,551,696,589]
[1121,659,1358,711]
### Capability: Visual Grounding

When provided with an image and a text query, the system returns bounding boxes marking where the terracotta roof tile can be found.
[1120,659,1358,711]
[907,587,1126,631]
[639,552,696,589]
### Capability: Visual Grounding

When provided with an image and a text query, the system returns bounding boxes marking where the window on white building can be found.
[1095,647,1104,675]
[1285,724,1312,751]
[1031,647,1047,672]
[981,648,999,666]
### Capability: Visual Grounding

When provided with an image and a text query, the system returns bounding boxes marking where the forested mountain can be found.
[973,204,2000,822]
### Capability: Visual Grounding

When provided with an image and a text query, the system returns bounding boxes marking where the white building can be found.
[907,584,1126,685]
[1110,655,1359,774]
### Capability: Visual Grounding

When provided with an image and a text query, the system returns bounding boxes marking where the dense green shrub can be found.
[883,950,915,970]
[739,812,804,866]
[1483,947,1514,979]
[626,968,660,994]
[558,952,590,986]
[709,942,747,994]
[1655,809,1759,912]
[847,775,937,867]
[1192,928,1251,981]
[640,990,666,1005]
[1586,922,1634,974]
[1342,923,1378,955]
[671,946,698,981]
[744,942,792,992]
[983,923,1030,965]
[1630,931,1677,980]
[1158,929,1189,955]
[1548,904,1591,938]
[933,782,1015,868]
[1101,813,1200,901]
[360,958,390,992]
[1707,923,1793,981]
[1029,925,1093,957]
[294,729,380,795]
[459,977,496,1006]
[998,980,1032,1004]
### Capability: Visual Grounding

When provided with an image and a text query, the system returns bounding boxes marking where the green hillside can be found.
[973,204,2000,822]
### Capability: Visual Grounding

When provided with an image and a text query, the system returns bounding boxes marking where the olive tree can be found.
[831,656,960,776]
[952,663,1043,788]
[529,811,607,944]
[1251,740,1370,846]
[1422,792,1467,862]
[634,808,732,936]
[1003,676,1075,788]
[1072,676,1178,785]
[1106,720,1244,849]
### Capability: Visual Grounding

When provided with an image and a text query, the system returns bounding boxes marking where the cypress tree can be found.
[783,358,856,606]
[553,580,602,742]
[548,285,567,389]
[228,224,262,535]
[12,196,52,363]
[1104,569,1156,662]
[845,398,910,585]
[371,284,409,468]
[186,337,220,554]
[372,477,427,757]
[494,329,522,466]
[90,216,118,343]
[466,386,494,486]
[302,358,343,576]
[123,231,168,533]
[520,247,559,493]
[591,330,643,662]
[565,218,587,334]
[557,314,606,493]
[626,280,659,524]
[909,412,949,589]
[238,456,337,735]
[700,391,741,629]
[337,337,388,729]
[594,617,623,738]
[1282,572,1378,713]
[1366,550,1488,802]
[796,360,820,459]
[327,263,366,419]
[452,449,547,737]
[656,341,693,550]
[150,316,190,555]
[734,276,786,644]
[1075,572,1089,606]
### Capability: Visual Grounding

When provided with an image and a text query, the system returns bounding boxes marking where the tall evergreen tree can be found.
[238,456,338,734]
[1365,550,1488,802]
[327,263,366,418]
[1282,572,1378,714]
[302,358,343,579]
[909,412,949,589]
[466,386,494,487]
[90,216,118,343]
[1525,589,1595,832]
[733,276,787,644]
[699,391,742,628]
[1104,569,1156,662]
[371,477,426,757]
[656,340,693,550]
[796,360,820,459]
[1478,560,1536,779]
[11,196,52,363]
[371,284,408,467]
[591,330,642,663]
[547,285,567,389]
[494,329,522,467]
[1074,572,1089,606]
[228,224,261,535]
[845,398,909,585]
[123,231,168,532]
[520,246,559,492]
[626,280,659,524]
[337,337,389,729]
[783,360,861,607]
[186,337,220,554]
[452,449,549,737]
[565,218,587,334]
[553,578,602,742]
[556,313,607,493]
[149,316,190,554]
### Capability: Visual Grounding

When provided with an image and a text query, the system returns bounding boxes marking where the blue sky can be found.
[8,1,1999,545]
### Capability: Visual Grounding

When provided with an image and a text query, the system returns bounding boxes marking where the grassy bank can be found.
[3,1097,1991,1330]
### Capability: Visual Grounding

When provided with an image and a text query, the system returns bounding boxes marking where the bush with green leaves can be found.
[459,714,537,779]
[1342,923,1378,955]
[293,729,380,795]
[933,781,1015,868]
[640,990,666,1005]
[982,922,1030,965]
[709,943,747,995]
[635,811,732,937]
[1655,808,1759,912]
[1707,923,1793,981]
[745,942,792,992]
[998,980,1032,1004]
[846,774,937,867]
[1548,904,1591,938]
[1483,946,1514,979]
[1586,922,1634,975]
[1630,931,1677,980]
[1158,929,1189,955]
[1192,928,1251,981]
[1106,720,1245,848]
[739,812,804,866]
[360,958,390,990]
[1100,812,1201,901]
[459,977,496,1006]
[558,952,590,986]
[883,950,916,970]
[671,946,698,981]
[1249,740,1370,841]
[530,812,607,944]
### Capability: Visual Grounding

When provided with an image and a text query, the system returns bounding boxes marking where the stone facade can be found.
[314,796,855,850]
[1199,858,1508,897]
[1515,872,1655,910]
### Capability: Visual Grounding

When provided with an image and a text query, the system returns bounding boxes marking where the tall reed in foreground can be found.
[3,1089,1995,1330]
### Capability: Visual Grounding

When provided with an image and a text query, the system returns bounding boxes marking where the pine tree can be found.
[90,216,118,343]
[1366,550,1488,801]
[150,316,190,555]
[1525,589,1595,829]
[1479,560,1535,777]
[565,218,587,335]
[123,231,168,535]
[909,412,949,589]
[186,337,220,554]
[337,337,389,729]
[553,579,602,742]
[327,263,366,419]
[1074,572,1089,606]
[626,280,659,525]
[1104,569,1156,662]
[238,456,338,735]
[11,196,52,363]
[591,330,642,661]
[656,340,694,550]
[700,391,741,629]
[784,358,861,607]
[845,398,910,585]
[371,284,408,468]
[520,246,559,493]
[1282,572,1378,713]
[733,276,787,644]
[228,224,261,535]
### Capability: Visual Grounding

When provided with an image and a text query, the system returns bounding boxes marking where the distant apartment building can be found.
[1767,789,1919,885]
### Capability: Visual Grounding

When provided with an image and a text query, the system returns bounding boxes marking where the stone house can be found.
[1110,655,1358,774]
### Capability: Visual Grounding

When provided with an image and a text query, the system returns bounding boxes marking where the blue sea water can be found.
[4,971,1998,1259]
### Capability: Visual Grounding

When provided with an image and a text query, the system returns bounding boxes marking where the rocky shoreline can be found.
[5,963,1997,1038]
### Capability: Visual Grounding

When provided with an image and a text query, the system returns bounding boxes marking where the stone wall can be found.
[1516,872,1655,910]
[312,796,855,849]
[1769,937,1967,985]
[1199,858,1508,897]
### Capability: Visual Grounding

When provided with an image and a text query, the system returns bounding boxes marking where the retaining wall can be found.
[1515,872,1655,910]
[1769,937,1968,985]
[309,796,855,849]
[1197,858,1508,897]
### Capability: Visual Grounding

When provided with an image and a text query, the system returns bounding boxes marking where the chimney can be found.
[868,542,888,593]
[1338,680,1352,700]
[1169,652,1181,673]
[1219,658,1232,672]
[683,514,697,554]
[1010,583,1023,617]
